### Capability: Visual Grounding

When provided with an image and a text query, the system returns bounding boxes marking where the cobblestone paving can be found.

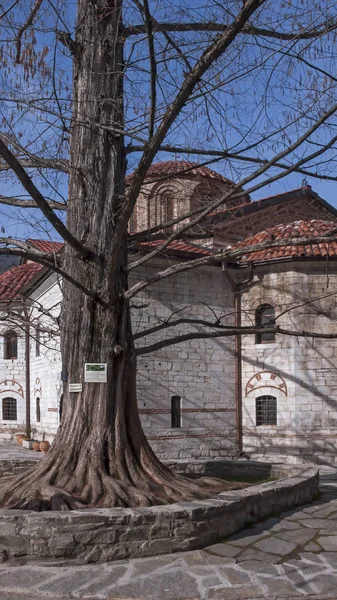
[1,445,337,599]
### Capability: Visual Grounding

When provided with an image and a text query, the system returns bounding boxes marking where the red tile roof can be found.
[133,239,213,257]
[233,220,337,263]
[209,186,313,220]
[126,160,234,185]
[27,239,63,253]
[0,262,43,302]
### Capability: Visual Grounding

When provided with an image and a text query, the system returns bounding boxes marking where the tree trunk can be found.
[0,0,241,510]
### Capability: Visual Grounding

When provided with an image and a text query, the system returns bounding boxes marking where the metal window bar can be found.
[2,397,17,420]
[256,395,277,426]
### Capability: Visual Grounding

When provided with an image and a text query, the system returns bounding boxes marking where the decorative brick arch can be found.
[251,297,278,310]
[34,377,42,398]
[0,379,23,397]
[246,371,287,396]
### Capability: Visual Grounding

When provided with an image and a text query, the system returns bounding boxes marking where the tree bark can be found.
[0,0,236,510]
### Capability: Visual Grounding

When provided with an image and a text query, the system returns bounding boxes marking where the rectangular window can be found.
[256,396,277,426]
[36,326,40,357]
[171,396,182,428]
[4,331,17,359]
[255,305,276,344]
[2,397,17,420]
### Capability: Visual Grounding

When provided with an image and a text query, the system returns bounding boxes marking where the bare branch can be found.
[136,325,337,355]
[16,0,43,64]
[0,241,109,309]
[124,20,337,41]
[0,137,96,261]
[0,194,66,210]
[133,315,236,340]
[127,144,337,183]
[125,230,337,299]
[115,0,266,246]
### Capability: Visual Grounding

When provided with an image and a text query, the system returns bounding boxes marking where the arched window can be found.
[148,191,174,232]
[255,304,275,344]
[2,397,17,420]
[36,397,41,423]
[129,210,137,233]
[3,330,18,359]
[256,395,277,426]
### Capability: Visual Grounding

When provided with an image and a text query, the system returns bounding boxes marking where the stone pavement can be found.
[1,445,337,599]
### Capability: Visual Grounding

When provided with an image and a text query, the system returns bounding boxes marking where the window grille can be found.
[2,397,17,420]
[171,395,181,428]
[256,395,277,426]
[4,330,18,359]
[255,304,276,343]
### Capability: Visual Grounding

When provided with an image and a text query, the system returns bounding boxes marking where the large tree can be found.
[1,0,337,509]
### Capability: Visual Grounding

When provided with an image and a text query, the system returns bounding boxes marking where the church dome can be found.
[233,219,337,263]
[126,160,235,186]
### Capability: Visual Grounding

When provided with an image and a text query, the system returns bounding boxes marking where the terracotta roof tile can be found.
[27,239,63,253]
[126,160,234,185]
[133,239,213,257]
[233,220,337,263]
[0,262,43,302]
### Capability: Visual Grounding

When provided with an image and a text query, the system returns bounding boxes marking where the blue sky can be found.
[1,0,337,240]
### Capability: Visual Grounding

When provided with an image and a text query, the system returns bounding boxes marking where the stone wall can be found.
[0,461,318,564]
[0,319,26,432]
[132,261,236,459]
[240,261,337,464]
[1,259,237,461]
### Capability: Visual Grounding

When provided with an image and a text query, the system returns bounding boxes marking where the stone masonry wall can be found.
[1,260,237,461]
[29,273,63,441]
[240,261,337,464]
[131,260,237,460]
[0,317,26,432]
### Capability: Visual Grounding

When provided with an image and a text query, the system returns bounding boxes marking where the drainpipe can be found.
[234,290,242,453]
[23,303,31,439]
[223,263,255,455]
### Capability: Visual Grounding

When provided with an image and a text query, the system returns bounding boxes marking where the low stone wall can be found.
[0,461,319,565]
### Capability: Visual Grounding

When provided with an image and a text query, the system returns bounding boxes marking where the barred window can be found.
[4,330,17,359]
[255,304,275,343]
[171,395,182,428]
[2,397,17,421]
[256,395,277,426]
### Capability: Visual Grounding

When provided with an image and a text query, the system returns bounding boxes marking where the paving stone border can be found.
[0,460,318,565]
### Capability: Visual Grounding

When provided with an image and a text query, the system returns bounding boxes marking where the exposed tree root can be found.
[0,454,248,511]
